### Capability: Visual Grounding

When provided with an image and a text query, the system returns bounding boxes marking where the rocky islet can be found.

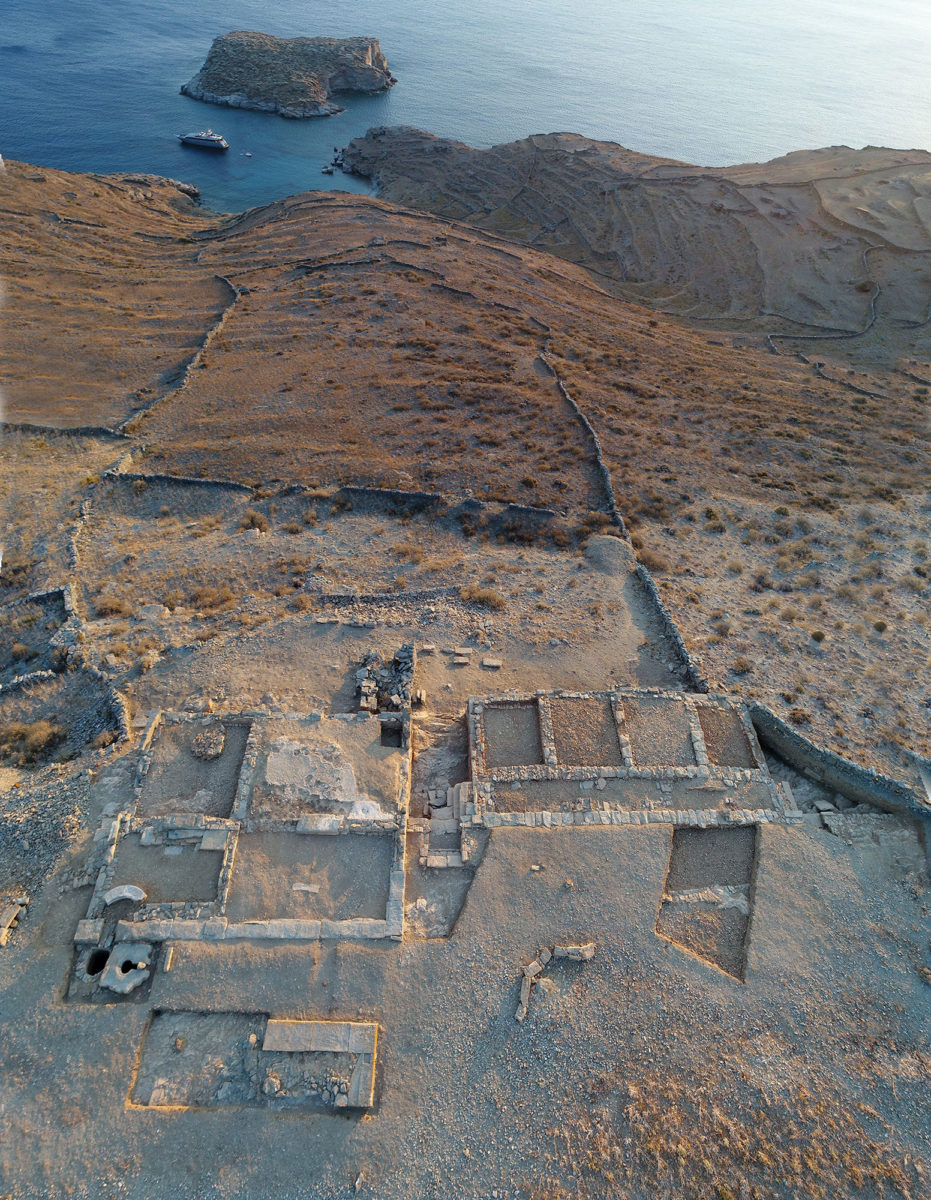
[181,30,396,119]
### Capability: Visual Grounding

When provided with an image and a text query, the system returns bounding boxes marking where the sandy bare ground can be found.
[0,804,927,1199]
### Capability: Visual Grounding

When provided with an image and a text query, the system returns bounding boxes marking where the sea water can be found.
[1,0,929,213]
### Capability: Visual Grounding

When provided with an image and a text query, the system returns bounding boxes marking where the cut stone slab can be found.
[74,918,105,944]
[552,942,596,961]
[103,884,147,907]
[199,829,230,852]
[99,942,153,994]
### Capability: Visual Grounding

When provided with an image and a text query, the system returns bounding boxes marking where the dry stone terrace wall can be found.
[750,702,930,820]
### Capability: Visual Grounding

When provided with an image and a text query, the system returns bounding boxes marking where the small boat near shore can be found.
[178,129,229,151]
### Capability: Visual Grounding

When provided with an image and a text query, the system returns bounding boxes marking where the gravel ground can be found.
[0,763,90,899]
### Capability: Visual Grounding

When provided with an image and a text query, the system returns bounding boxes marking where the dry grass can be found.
[534,1065,926,1200]
[0,161,226,427]
[0,718,65,766]
[459,584,507,610]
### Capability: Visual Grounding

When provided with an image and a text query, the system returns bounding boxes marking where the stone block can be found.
[552,942,596,962]
[74,918,105,944]
[103,883,147,907]
[296,814,343,834]
[199,829,229,851]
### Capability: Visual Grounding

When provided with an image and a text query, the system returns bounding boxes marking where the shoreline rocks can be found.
[181,31,396,119]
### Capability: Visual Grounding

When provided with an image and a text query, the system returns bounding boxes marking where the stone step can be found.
[447,781,472,822]
[425,851,464,869]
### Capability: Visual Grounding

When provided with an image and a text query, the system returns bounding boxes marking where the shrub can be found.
[190,585,235,611]
[0,719,65,765]
[459,584,506,610]
[282,520,302,535]
[393,543,424,564]
[873,619,887,633]
[238,509,269,533]
[731,655,753,675]
[95,595,132,618]
[637,547,671,572]
[811,630,826,643]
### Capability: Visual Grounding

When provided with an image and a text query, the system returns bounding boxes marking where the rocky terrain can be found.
[181,31,395,118]
[2,157,927,791]
[0,153,928,1200]
[344,128,931,365]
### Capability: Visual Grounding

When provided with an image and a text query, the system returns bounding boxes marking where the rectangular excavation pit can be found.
[549,695,624,766]
[482,701,544,769]
[224,832,392,923]
[109,835,223,905]
[655,825,758,980]
[654,903,751,981]
[248,716,401,822]
[695,703,758,769]
[130,1011,377,1110]
[135,720,249,819]
[622,695,696,768]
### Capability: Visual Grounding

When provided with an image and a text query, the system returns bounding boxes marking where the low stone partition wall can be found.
[105,469,253,495]
[1,420,131,440]
[748,702,929,819]
[111,915,390,943]
[635,565,709,694]
[479,805,797,831]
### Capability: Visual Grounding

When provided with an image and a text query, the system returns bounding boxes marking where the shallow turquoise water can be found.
[1,1,929,212]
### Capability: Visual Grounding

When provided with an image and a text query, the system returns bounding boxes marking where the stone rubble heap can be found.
[515,942,596,1021]
[356,644,415,713]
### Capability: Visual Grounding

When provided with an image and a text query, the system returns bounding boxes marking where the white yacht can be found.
[178,129,229,151]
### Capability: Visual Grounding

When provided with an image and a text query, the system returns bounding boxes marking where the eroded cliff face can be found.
[181,31,395,118]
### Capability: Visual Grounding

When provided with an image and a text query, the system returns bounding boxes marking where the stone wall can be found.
[748,702,929,820]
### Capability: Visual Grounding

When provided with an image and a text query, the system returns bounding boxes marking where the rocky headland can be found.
[344,126,931,361]
[181,31,395,118]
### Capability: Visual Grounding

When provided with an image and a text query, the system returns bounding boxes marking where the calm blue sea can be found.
[1,1,929,213]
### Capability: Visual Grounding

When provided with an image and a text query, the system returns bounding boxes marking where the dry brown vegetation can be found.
[0,718,65,766]
[0,430,119,600]
[538,1066,926,1200]
[0,164,227,427]
[1,159,928,788]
